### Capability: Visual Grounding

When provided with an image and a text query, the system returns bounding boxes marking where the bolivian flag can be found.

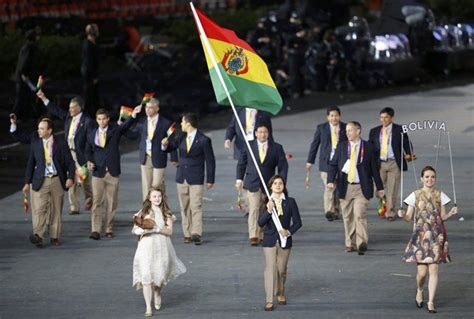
[193,8,282,115]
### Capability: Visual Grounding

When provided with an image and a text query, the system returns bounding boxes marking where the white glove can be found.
[132,226,145,236]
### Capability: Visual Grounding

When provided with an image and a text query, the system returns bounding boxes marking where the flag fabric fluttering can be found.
[193,8,282,115]
[378,196,387,217]
[36,75,45,90]
[141,93,155,106]
[166,122,176,137]
[75,164,88,183]
[119,106,133,120]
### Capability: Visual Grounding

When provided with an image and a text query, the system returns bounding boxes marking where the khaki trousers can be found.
[31,177,64,239]
[69,150,92,212]
[339,184,369,248]
[320,172,339,217]
[177,181,204,237]
[263,246,291,303]
[247,189,264,239]
[91,173,119,233]
[141,155,166,200]
[379,159,400,218]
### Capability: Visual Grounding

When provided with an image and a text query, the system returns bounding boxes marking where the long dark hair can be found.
[267,175,289,197]
[141,186,173,225]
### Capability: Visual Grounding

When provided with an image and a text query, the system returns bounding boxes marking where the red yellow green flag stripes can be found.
[193,8,282,115]
[119,105,133,120]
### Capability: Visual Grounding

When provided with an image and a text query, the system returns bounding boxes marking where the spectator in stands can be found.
[81,24,100,118]
[11,29,41,120]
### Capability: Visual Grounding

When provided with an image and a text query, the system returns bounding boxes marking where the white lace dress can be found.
[132,208,186,289]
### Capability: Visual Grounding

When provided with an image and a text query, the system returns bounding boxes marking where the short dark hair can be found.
[38,117,54,131]
[421,166,436,177]
[380,107,395,117]
[182,112,198,128]
[255,123,270,132]
[327,106,341,116]
[96,108,109,118]
[70,96,84,110]
[347,121,361,130]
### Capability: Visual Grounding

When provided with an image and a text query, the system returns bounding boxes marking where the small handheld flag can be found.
[378,196,387,217]
[23,192,29,213]
[305,172,310,190]
[75,164,88,183]
[36,75,45,90]
[141,93,155,106]
[119,106,133,121]
[236,189,243,211]
[166,122,176,137]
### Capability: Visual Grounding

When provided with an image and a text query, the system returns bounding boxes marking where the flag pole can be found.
[190,2,287,247]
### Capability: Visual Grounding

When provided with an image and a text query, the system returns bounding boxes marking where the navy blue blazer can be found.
[258,196,302,249]
[45,101,93,166]
[125,114,178,168]
[165,130,216,185]
[327,139,384,200]
[225,107,273,160]
[236,140,288,192]
[85,117,136,178]
[368,123,412,171]
[307,121,347,172]
[25,135,75,191]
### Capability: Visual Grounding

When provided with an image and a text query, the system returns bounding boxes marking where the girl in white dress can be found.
[132,186,186,317]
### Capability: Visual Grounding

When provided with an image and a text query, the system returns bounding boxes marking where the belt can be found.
[45,175,58,179]
[349,182,360,185]
[381,158,395,162]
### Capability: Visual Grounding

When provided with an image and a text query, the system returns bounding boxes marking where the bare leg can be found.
[416,264,428,305]
[143,284,153,316]
[154,285,162,310]
[428,264,439,311]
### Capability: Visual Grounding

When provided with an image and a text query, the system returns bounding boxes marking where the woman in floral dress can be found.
[399,166,458,314]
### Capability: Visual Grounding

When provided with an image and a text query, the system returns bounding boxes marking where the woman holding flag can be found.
[258,175,302,311]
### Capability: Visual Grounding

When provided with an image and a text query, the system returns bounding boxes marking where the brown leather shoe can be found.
[29,234,43,248]
[277,295,287,305]
[345,246,355,253]
[89,232,100,240]
[50,238,61,246]
[250,237,259,246]
[184,237,192,244]
[106,232,113,238]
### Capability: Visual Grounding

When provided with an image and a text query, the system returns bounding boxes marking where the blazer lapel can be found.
[251,142,262,164]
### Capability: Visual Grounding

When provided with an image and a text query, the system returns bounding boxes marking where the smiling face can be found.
[270,177,285,195]
[421,169,436,189]
[256,126,269,143]
[379,112,393,127]
[345,123,360,142]
[37,120,52,139]
[327,110,340,126]
[69,101,82,117]
[149,190,163,206]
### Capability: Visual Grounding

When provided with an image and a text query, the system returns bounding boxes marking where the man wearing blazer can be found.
[369,107,413,221]
[85,106,141,240]
[36,90,93,215]
[236,124,288,246]
[224,107,273,160]
[161,113,216,245]
[306,106,347,221]
[327,121,384,255]
[126,97,178,199]
[22,117,75,247]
